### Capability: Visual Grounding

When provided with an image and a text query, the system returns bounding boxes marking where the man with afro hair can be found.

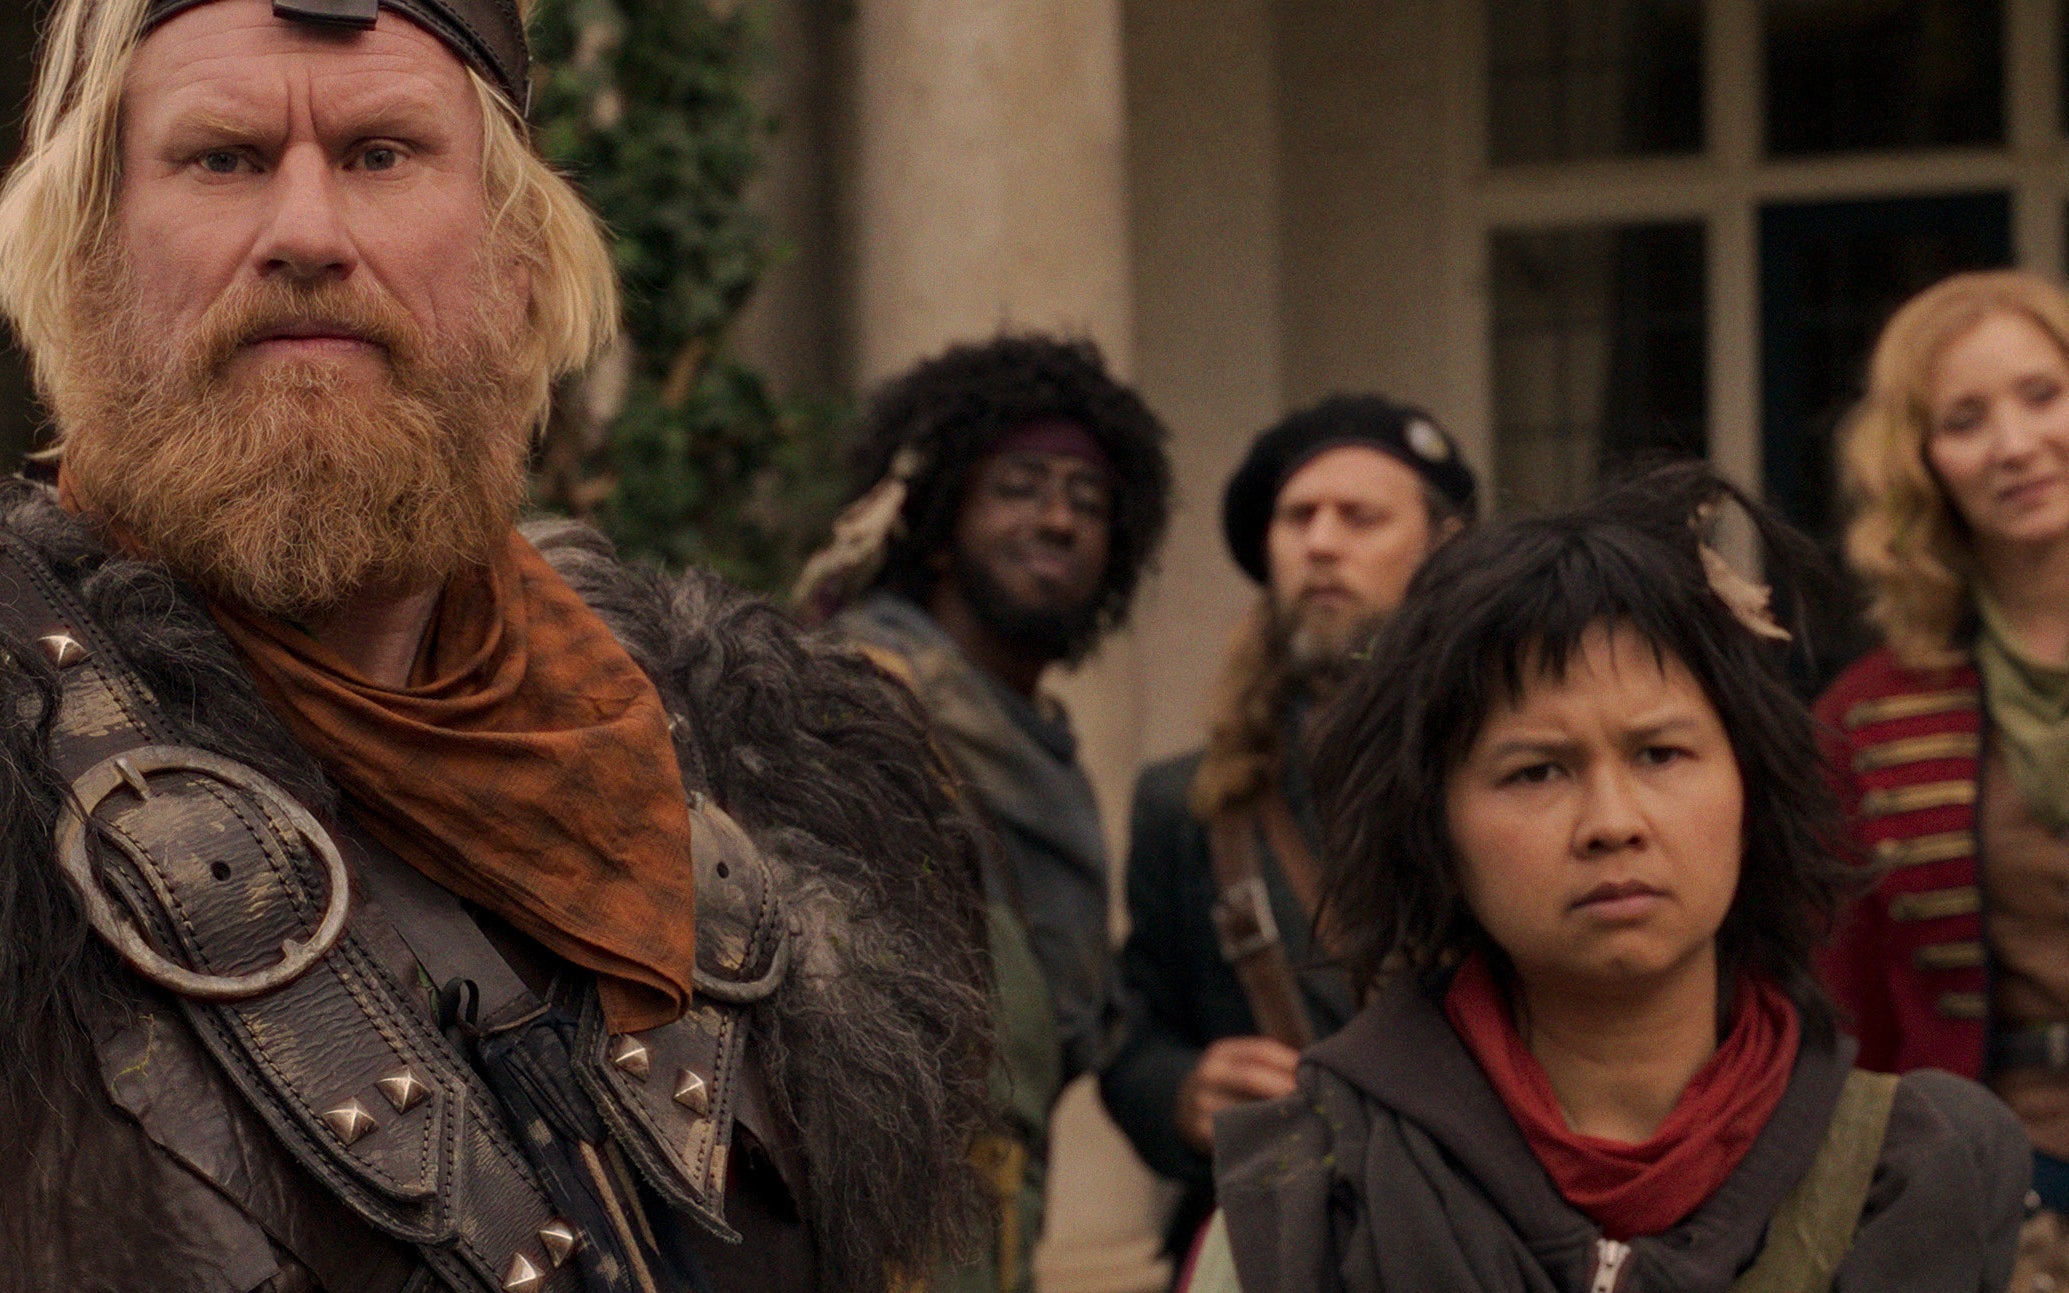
[797,332,1172,1292]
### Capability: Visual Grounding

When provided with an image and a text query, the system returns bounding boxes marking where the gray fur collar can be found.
[0,484,989,1290]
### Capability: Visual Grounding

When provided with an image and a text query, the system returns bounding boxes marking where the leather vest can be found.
[0,532,792,1293]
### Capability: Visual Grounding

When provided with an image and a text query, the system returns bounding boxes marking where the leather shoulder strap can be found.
[0,533,579,1293]
[1256,788,1322,918]
[1728,1068,1899,1293]
[1207,804,1314,1050]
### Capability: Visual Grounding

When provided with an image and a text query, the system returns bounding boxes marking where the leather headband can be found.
[143,0,530,112]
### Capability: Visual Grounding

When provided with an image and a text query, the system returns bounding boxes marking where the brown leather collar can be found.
[143,0,530,112]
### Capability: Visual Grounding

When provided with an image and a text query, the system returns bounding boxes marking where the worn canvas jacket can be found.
[1215,974,2028,1293]
[0,488,984,1293]
[833,591,1113,1293]
[1815,648,1987,1077]
[836,592,1115,1083]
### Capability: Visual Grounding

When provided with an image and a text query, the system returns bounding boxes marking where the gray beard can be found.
[1279,601,1385,683]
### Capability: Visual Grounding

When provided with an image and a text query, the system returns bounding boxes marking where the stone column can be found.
[846,0,1135,387]
[844,6,1167,1291]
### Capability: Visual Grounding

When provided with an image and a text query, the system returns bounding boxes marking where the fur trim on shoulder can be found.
[527,518,994,1291]
[0,481,334,1117]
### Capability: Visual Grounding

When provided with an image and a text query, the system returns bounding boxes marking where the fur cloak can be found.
[0,482,991,1292]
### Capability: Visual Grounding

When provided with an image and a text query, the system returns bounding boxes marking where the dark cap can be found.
[1222,394,1478,583]
[143,0,531,112]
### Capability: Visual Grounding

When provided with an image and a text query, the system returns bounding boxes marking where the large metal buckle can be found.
[55,745,351,1001]
[1211,874,1281,964]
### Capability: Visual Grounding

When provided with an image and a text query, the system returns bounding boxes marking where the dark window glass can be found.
[1758,194,2012,544]
[1766,0,2003,155]
[1758,193,2011,692]
[1490,223,1706,515]
[1487,0,1704,165]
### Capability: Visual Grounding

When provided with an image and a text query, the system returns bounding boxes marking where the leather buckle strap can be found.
[1207,808,1315,1050]
[1211,874,1281,964]
[57,745,352,1001]
[0,531,580,1293]
[1992,1022,2069,1073]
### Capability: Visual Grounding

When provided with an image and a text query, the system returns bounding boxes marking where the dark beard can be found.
[949,546,1103,663]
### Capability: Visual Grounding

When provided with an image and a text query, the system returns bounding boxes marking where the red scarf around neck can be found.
[1443,950,1800,1240]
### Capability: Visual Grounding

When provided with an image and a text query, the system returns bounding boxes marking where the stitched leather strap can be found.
[0,532,578,1293]
[1255,789,1322,919]
[1207,803,1314,1051]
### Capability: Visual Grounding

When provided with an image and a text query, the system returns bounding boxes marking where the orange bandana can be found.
[210,532,698,1034]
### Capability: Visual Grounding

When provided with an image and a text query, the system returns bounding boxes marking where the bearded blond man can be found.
[0,3,990,1291]
[1099,395,1476,1265]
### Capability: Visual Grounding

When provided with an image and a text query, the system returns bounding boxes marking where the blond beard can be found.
[49,242,542,619]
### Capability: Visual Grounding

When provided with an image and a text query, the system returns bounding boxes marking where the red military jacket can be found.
[1815,647,1986,1078]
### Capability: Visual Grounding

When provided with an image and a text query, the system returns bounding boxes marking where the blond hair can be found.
[1842,269,2069,668]
[0,0,618,430]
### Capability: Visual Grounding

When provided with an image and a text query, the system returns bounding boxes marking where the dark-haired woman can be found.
[1187,467,2026,1292]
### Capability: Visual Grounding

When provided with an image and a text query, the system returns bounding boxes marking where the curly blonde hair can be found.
[0,0,618,433]
[1842,269,2069,668]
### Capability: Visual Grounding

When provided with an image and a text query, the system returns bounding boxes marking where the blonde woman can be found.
[1820,269,2069,1257]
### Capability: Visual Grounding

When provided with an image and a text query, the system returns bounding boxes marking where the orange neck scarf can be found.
[209,532,698,1034]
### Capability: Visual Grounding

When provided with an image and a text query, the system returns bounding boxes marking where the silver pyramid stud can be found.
[538,1220,581,1268]
[321,1099,377,1146]
[607,1035,650,1080]
[501,1252,545,1293]
[37,634,87,668]
[375,1069,428,1113]
[673,1068,710,1117]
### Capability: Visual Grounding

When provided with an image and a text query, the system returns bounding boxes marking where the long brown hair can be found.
[1189,599,1298,819]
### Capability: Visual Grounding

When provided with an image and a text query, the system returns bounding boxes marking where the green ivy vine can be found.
[528,0,845,593]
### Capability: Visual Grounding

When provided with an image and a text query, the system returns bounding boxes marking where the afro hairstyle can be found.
[848,333,1173,643]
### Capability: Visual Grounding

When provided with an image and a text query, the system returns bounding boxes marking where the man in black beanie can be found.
[1099,394,1477,1266]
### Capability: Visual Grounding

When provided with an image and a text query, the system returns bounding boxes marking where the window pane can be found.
[1490,223,1707,515]
[1766,0,2003,156]
[1487,0,1704,165]
[1758,194,2011,546]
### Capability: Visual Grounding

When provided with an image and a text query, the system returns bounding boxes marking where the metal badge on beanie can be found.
[1405,416,1454,463]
